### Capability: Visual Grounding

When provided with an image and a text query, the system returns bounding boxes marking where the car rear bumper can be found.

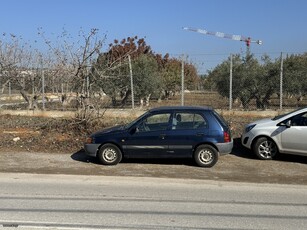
[216,140,233,155]
[84,144,100,157]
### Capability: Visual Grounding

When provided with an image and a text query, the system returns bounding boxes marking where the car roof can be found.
[148,106,213,113]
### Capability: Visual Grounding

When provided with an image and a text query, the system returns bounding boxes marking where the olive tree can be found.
[283,53,307,103]
[93,36,154,106]
[208,53,279,110]
[132,54,161,107]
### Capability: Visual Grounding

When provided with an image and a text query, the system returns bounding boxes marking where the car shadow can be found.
[274,152,307,164]
[71,149,196,167]
[121,158,196,166]
[231,137,307,164]
[71,149,100,164]
[231,138,257,160]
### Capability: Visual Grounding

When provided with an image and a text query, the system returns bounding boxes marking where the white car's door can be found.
[280,127,307,153]
[280,112,307,154]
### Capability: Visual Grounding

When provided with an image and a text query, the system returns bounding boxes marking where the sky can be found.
[1,0,307,74]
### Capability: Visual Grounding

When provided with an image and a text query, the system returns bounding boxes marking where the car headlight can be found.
[86,137,94,144]
[245,124,256,133]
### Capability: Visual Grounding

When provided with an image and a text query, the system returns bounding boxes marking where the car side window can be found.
[172,113,207,130]
[193,114,207,129]
[289,112,307,126]
[138,113,171,132]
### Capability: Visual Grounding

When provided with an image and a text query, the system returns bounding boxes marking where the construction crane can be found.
[183,27,262,56]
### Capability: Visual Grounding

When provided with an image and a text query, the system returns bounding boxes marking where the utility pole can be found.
[128,55,135,109]
[86,75,90,98]
[8,81,11,97]
[279,52,283,110]
[229,54,233,110]
[40,55,46,110]
[86,59,90,98]
[42,68,45,110]
[181,55,185,106]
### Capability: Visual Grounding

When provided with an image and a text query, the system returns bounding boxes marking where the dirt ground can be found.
[1,112,307,185]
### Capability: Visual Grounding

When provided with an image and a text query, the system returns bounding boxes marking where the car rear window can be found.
[212,110,228,129]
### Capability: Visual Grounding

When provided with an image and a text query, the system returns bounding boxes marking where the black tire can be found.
[194,144,219,168]
[98,143,122,165]
[253,137,278,160]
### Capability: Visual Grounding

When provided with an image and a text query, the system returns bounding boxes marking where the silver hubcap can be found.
[258,141,276,159]
[103,148,117,162]
[199,149,213,164]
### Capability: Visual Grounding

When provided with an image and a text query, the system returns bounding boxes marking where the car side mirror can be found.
[286,120,291,128]
[129,127,138,135]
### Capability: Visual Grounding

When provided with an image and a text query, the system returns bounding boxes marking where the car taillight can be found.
[224,131,231,143]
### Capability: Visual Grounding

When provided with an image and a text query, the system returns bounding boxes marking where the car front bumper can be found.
[84,144,100,157]
[241,133,253,149]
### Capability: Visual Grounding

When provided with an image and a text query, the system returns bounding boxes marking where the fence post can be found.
[181,55,185,106]
[128,55,134,109]
[8,81,11,97]
[229,54,233,110]
[279,52,283,110]
[42,69,45,110]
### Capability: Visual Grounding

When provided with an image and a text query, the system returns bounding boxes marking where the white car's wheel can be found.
[253,137,278,160]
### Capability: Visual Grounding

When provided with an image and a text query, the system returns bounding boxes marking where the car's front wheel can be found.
[194,144,218,167]
[98,143,122,165]
[253,137,278,160]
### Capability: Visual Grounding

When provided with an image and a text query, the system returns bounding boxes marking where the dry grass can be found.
[1,91,294,153]
[0,110,268,154]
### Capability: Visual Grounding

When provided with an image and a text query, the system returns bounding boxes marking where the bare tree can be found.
[38,27,105,110]
[0,33,44,109]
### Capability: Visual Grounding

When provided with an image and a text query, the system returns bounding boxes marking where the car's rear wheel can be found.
[98,143,122,165]
[194,144,218,167]
[253,137,278,160]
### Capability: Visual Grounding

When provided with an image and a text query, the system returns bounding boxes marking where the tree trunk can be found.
[121,89,131,106]
[20,90,38,110]
[1,79,10,94]
[145,94,151,107]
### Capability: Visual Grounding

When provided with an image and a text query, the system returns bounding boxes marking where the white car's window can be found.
[290,112,307,126]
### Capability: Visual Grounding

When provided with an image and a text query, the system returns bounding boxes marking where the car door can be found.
[167,112,209,157]
[280,112,307,154]
[123,112,172,158]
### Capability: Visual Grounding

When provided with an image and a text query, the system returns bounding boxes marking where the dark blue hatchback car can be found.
[84,106,233,167]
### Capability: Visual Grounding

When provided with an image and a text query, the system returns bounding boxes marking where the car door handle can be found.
[196,133,204,136]
[160,134,166,139]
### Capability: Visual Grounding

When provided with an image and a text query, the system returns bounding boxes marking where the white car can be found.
[241,107,307,160]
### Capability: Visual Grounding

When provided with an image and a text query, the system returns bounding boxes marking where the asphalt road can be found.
[1,173,307,230]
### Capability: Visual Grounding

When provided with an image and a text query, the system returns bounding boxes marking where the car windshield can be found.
[272,108,306,120]
[124,111,149,129]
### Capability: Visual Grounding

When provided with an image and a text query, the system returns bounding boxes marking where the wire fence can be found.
[1,52,306,112]
[1,84,306,112]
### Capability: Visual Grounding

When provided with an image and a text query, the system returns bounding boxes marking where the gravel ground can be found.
[1,148,307,185]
